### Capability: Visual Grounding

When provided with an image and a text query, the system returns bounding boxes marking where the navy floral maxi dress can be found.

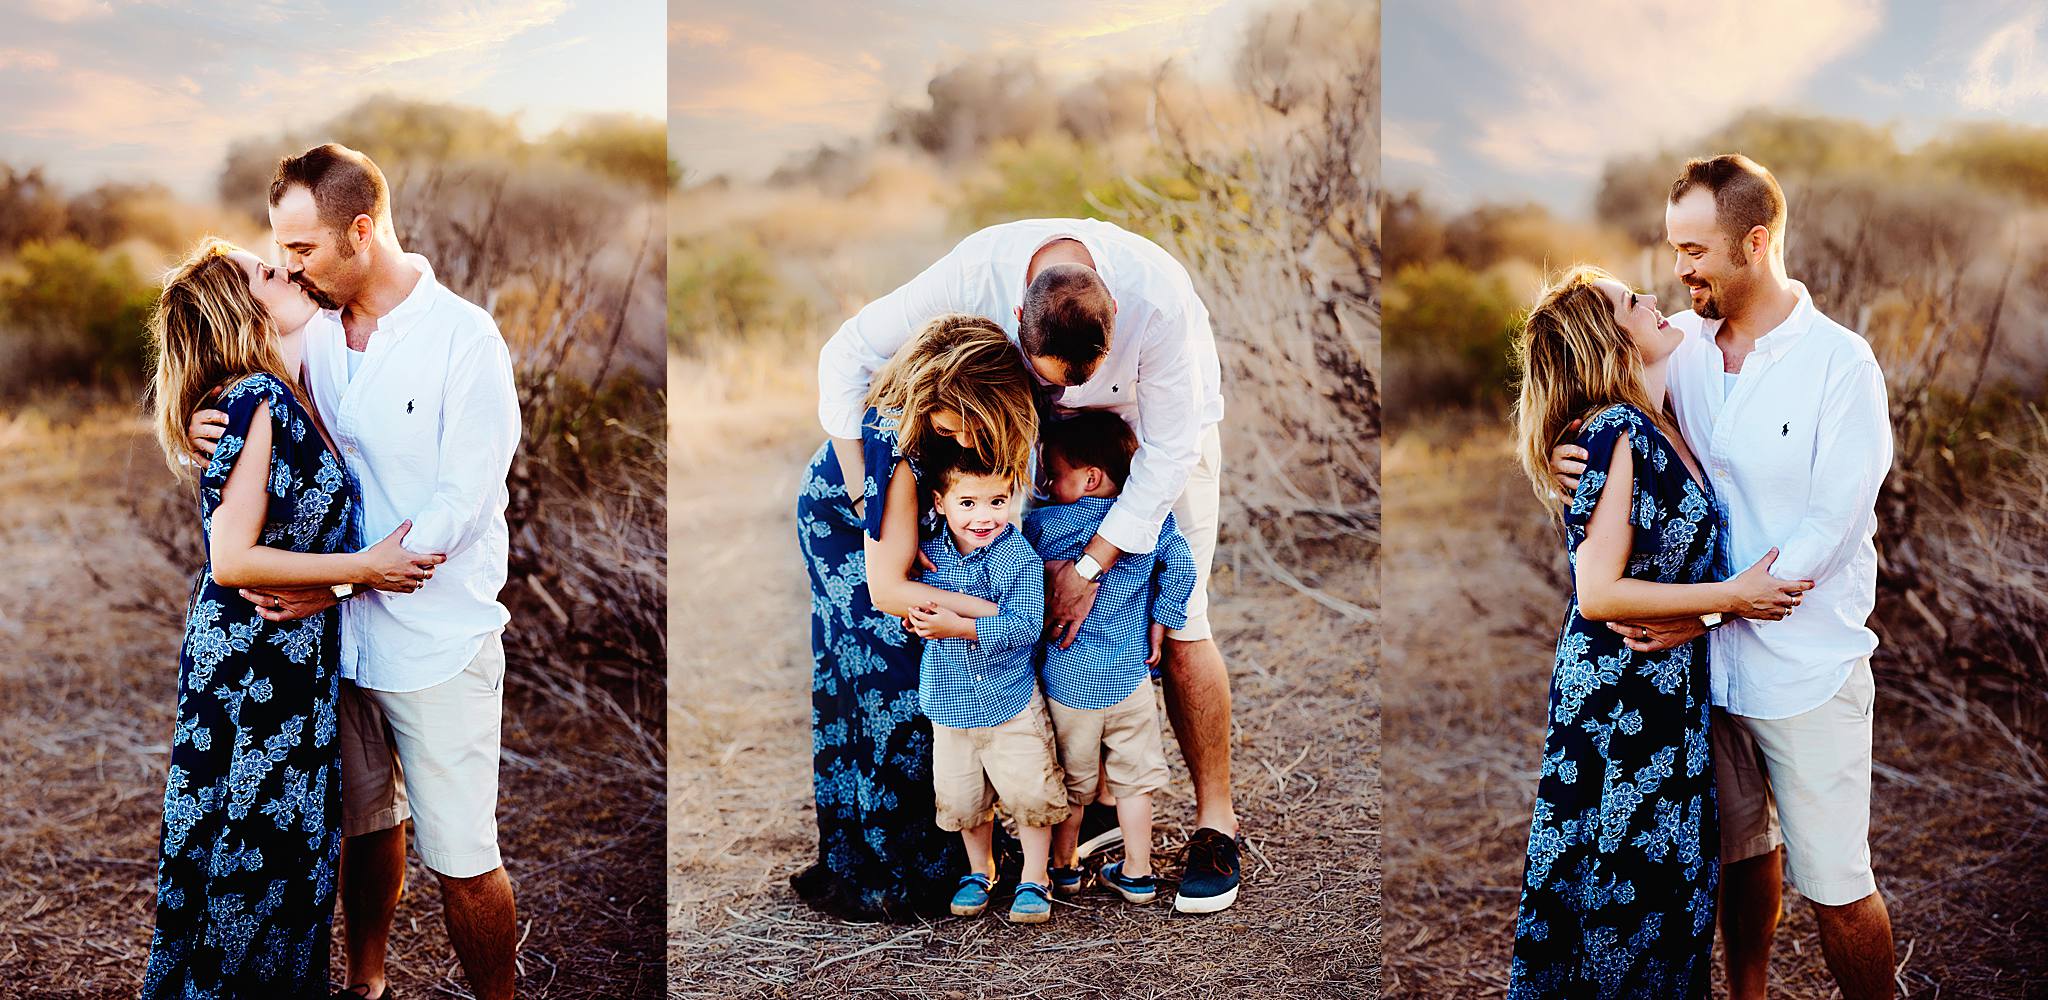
[1509,404,1723,999]
[792,406,965,919]
[142,374,356,999]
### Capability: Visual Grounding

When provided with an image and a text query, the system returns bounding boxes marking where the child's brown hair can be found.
[1040,409,1138,487]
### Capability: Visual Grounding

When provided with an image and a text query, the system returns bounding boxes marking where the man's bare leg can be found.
[1719,847,1783,1000]
[340,825,407,998]
[438,866,518,1000]
[1813,890,1896,1000]
[1159,637,1235,834]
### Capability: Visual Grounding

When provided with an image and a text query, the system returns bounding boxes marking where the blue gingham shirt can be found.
[917,524,1045,729]
[1023,498,1197,711]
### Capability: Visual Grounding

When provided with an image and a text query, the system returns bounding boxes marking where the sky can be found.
[0,0,666,200]
[670,0,1266,181]
[1385,0,2048,214]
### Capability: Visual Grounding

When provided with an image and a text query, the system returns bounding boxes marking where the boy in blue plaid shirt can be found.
[1024,410,1198,905]
[905,453,1070,924]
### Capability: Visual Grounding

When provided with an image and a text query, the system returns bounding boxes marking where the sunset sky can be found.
[670,0,1265,182]
[1386,0,2048,214]
[0,0,665,199]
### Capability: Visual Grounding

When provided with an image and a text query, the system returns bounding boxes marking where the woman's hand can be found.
[358,520,447,593]
[1723,548,1814,620]
[906,602,975,641]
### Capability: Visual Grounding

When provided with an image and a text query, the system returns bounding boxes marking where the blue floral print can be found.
[790,407,964,920]
[1509,405,1722,999]
[142,374,355,999]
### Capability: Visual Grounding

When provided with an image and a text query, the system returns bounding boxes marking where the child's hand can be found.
[1146,622,1166,667]
[907,603,976,640]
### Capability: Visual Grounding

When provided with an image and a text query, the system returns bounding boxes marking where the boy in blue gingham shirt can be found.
[1024,410,1197,905]
[906,452,1069,924]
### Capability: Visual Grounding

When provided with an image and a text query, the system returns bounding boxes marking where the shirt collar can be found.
[938,523,1014,563]
[1700,279,1814,362]
[380,252,441,331]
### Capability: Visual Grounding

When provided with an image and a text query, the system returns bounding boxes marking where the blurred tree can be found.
[0,238,155,390]
[1383,190,1446,274]
[1922,123,2048,205]
[0,165,68,254]
[545,114,670,195]
[1382,260,1520,422]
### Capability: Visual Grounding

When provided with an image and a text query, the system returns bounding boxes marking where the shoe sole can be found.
[950,901,989,917]
[1172,883,1239,914]
[1109,883,1157,904]
[1052,882,1084,898]
[1006,908,1052,924]
[1075,827,1124,859]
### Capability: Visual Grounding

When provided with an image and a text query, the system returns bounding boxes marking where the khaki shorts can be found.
[930,692,1070,832]
[1711,658,1878,906]
[1047,681,1169,804]
[1167,425,1222,642]
[339,631,507,879]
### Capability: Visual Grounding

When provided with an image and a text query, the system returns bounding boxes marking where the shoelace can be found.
[1183,834,1237,877]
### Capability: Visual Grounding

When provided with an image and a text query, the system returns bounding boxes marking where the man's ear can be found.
[1014,306,1023,324]
[353,213,374,248]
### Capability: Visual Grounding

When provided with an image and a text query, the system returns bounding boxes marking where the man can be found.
[191,144,523,1000]
[817,217,1241,912]
[1553,155,1896,999]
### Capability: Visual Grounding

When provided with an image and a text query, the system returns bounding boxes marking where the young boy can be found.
[906,452,1070,924]
[1024,410,1197,905]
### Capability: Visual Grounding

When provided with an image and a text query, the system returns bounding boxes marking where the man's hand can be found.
[1549,418,1588,497]
[188,408,229,463]
[1044,559,1101,649]
[1145,622,1166,667]
[906,602,975,640]
[1608,616,1708,654]
[240,586,340,623]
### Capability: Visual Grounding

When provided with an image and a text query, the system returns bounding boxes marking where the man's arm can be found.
[400,333,522,558]
[1768,359,1892,582]
[1096,306,1201,557]
[816,240,977,439]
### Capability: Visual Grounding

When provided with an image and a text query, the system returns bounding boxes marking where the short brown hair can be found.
[270,143,389,250]
[1019,263,1111,376]
[931,448,1009,496]
[1669,154,1786,259]
[1040,409,1137,487]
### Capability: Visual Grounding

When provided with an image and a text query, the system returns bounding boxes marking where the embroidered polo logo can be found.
[1781,422,1789,436]
[407,399,415,414]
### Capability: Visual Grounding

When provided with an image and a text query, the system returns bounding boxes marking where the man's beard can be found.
[1689,280,1722,320]
[293,274,342,310]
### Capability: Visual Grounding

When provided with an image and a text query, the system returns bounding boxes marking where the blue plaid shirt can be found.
[916,524,1045,729]
[1023,498,1198,711]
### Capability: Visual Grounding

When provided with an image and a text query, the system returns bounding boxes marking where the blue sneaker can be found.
[950,872,994,917]
[1172,828,1242,914]
[1100,860,1158,904]
[1007,881,1053,924]
[1049,865,1085,898]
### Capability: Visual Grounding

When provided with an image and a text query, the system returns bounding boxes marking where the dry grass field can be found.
[0,406,663,999]
[1380,422,2048,998]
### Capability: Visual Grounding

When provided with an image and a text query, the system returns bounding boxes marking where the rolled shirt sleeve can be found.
[817,242,976,440]
[1096,306,1201,555]
[1149,520,1198,630]
[1768,359,1892,583]
[399,334,522,557]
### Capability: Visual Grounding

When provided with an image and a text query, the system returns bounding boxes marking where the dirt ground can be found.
[0,409,663,999]
[667,364,1381,999]
[1380,425,2048,998]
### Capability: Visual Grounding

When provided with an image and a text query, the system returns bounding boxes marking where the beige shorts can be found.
[339,631,507,879]
[930,692,1070,832]
[1167,424,1222,642]
[1711,658,1878,906]
[1047,680,1170,805]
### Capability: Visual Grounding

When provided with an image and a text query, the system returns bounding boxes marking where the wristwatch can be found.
[332,583,360,601]
[1074,554,1104,583]
[1699,611,1725,631]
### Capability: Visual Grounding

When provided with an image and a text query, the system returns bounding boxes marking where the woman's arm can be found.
[863,459,999,618]
[1574,433,1807,622]
[208,401,443,591]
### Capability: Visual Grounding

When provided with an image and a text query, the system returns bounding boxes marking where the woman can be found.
[792,313,1039,920]
[140,238,443,998]
[1506,266,1811,998]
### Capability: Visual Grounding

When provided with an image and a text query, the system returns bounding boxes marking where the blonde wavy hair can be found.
[866,313,1037,485]
[146,237,299,479]
[1512,264,1672,520]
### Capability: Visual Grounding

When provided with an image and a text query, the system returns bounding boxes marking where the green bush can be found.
[0,238,156,391]
[667,237,811,354]
[1382,260,1522,424]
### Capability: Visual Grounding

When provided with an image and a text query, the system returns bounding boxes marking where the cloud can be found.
[25,0,111,22]
[1450,0,1884,176]
[1384,117,1439,166]
[1958,9,2048,111]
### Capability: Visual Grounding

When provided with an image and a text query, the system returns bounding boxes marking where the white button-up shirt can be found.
[816,218,1225,554]
[1667,281,1892,719]
[303,253,521,693]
